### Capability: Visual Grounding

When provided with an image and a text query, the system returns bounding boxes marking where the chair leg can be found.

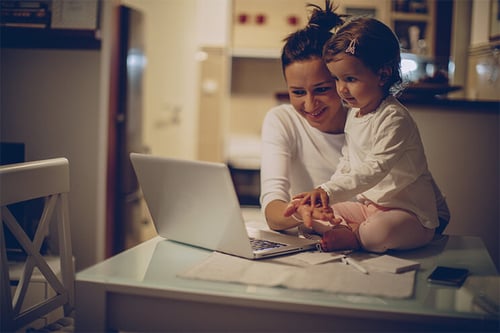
[58,193,75,317]
[1,220,15,331]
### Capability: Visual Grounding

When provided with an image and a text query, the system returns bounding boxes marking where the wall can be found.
[230,57,285,136]
[410,104,499,269]
[0,0,223,270]
[195,0,231,162]
[471,0,491,45]
[0,49,105,271]
[0,0,116,271]
[121,0,200,160]
[449,0,471,98]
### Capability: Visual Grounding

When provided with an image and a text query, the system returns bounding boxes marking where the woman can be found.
[260,0,450,236]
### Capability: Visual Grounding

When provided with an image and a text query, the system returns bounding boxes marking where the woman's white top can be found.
[259,104,345,210]
[321,96,439,228]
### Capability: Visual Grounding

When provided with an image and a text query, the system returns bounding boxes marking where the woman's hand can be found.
[284,198,340,228]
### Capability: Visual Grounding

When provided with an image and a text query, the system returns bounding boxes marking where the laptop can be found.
[130,153,318,259]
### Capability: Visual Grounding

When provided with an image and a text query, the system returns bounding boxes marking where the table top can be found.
[77,228,499,325]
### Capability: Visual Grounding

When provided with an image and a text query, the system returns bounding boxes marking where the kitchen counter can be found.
[400,95,499,112]
[275,91,499,112]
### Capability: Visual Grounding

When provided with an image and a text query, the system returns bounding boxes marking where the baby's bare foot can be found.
[320,225,360,252]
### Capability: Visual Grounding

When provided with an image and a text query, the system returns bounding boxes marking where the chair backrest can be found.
[0,157,74,331]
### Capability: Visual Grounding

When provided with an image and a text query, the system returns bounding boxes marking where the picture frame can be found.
[51,0,99,30]
[490,0,500,41]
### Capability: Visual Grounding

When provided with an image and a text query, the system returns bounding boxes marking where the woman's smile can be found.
[303,106,327,119]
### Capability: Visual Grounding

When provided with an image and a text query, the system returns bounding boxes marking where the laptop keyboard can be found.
[249,237,287,251]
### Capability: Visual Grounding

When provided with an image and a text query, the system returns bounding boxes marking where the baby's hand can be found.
[284,199,340,228]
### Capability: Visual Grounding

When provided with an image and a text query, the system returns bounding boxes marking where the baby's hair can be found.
[323,17,403,95]
[281,0,348,73]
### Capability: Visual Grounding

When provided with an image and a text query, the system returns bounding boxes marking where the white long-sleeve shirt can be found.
[321,96,439,229]
[259,104,345,211]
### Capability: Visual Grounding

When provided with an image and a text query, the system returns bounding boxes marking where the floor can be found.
[25,317,74,333]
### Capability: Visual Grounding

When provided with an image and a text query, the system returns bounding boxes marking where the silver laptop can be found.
[130,153,318,259]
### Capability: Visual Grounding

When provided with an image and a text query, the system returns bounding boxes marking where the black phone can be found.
[427,266,469,287]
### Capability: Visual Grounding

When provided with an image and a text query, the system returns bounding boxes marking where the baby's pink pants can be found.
[333,201,435,253]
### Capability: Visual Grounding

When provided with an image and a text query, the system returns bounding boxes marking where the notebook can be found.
[130,153,318,259]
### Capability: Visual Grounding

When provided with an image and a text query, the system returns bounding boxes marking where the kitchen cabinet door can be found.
[232,0,322,50]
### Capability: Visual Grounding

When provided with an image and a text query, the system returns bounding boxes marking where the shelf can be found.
[391,12,431,22]
[230,47,281,59]
[0,27,101,50]
[389,0,435,57]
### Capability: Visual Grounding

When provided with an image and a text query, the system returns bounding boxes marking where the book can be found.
[362,254,420,274]
[1,7,50,28]
[1,1,48,9]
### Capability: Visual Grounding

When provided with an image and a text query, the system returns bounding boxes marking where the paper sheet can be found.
[267,251,346,266]
[178,252,416,298]
[362,254,420,273]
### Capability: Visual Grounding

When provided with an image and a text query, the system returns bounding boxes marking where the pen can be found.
[341,256,369,274]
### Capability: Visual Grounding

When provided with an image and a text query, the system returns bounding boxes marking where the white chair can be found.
[0,158,74,332]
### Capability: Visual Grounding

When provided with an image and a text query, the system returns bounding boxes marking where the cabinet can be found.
[231,0,389,57]
[0,0,101,50]
[231,0,321,53]
[0,27,101,49]
[389,0,436,57]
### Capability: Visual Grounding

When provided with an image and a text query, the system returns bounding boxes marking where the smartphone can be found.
[427,266,469,287]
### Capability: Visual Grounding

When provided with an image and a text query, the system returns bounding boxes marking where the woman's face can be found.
[284,57,346,134]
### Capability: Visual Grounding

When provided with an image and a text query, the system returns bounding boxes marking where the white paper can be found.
[362,255,420,273]
[178,252,416,298]
[268,251,345,266]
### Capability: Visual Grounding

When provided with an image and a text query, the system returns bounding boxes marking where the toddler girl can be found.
[285,17,441,253]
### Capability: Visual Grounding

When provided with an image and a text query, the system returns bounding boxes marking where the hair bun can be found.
[307,0,346,32]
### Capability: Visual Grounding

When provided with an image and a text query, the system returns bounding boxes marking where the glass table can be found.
[75,227,499,332]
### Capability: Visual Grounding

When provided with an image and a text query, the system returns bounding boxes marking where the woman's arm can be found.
[264,199,302,231]
[260,107,297,230]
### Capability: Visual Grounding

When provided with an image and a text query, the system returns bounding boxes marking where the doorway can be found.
[106,5,153,257]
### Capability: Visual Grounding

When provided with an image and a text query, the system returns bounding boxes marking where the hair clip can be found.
[345,38,357,55]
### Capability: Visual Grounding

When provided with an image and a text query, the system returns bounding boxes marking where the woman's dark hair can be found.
[323,17,403,95]
[281,0,346,73]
